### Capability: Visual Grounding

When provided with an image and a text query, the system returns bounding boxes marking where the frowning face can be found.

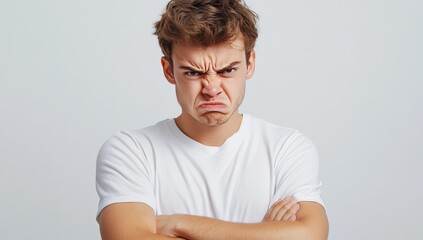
[161,37,256,127]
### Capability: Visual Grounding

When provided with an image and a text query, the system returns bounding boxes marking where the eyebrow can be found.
[178,61,242,73]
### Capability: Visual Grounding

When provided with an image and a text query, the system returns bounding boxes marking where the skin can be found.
[263,197,300,222]
[161,37,254,146]
[155,202,327,240]
[99,37,329,239]
[100,199,301,240]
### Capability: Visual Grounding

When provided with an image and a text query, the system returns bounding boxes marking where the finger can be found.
[266,197,296,221]
[273,201,298,221]
[288,214,297,221]
[262,199,282,222]
[266,198,290,221]
[271,198,299,221]
[262,211,269,222]
[280,203,300,221]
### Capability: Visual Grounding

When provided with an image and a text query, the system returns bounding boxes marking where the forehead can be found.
[171,38,246,65]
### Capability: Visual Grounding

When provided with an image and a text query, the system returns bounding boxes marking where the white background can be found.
[1,0,422,239]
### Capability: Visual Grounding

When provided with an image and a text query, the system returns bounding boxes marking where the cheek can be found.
[175,81,202,103]
[223,79,246,100]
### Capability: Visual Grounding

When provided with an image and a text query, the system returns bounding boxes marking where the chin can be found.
[196,112,233,126]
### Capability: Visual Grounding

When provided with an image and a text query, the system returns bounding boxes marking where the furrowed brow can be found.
[178,65,203,72]
[178,61,241,73]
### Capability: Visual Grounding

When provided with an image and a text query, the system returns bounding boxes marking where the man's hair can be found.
[154,0,258,61]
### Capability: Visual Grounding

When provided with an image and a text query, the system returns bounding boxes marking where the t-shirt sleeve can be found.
[95,131,156,220]
[272,132,324,208]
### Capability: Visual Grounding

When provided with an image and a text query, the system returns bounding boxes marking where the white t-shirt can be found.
[96,114,323,223]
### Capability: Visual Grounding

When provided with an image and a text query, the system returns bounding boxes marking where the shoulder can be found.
[98,119,174,159]
[246,114,309,143]
[104,119,173,143]
[244,114,317,158]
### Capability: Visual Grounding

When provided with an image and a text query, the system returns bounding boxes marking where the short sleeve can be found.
[272,132,324,208]
[95,131,156,220]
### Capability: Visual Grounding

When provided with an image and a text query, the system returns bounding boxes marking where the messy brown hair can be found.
[154,0,258,62]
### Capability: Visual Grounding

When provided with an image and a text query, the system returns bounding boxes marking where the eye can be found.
[185,71,203,78]
[219,68,237,77]
[226,68,236,73]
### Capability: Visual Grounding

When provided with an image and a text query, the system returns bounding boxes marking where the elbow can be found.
[290,214,328,240]
[301,219,329,240]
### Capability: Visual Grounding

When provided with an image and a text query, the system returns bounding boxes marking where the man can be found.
[96,0,328,239]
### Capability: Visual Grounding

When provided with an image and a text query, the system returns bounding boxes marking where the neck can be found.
[175,113,243,147]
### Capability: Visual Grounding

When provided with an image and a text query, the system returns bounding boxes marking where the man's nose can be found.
[202,76,222,98]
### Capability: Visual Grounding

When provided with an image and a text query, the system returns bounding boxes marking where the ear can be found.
[161,56,176,84]
[246,50,256,80]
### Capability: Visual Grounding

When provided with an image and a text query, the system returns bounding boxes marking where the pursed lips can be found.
[198,102,226,109]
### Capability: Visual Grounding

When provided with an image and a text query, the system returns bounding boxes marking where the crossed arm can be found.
[99,198,328,240]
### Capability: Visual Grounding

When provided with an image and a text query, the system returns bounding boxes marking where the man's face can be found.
[161,37,256,127]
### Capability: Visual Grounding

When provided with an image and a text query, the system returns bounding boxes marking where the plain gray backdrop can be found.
[1,0,422,239]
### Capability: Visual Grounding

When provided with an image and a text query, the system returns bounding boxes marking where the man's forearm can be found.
[157,202,328,240]
[99,202,188,240]
[168,216,324,240]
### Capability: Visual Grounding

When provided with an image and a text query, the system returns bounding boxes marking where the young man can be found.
[96,0,328,239]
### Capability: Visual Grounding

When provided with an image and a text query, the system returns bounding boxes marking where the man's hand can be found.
[155,202,327,240]
[156,197,301,238]
[262,197,300,222]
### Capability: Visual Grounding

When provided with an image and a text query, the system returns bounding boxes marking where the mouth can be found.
[198,102,227,110]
